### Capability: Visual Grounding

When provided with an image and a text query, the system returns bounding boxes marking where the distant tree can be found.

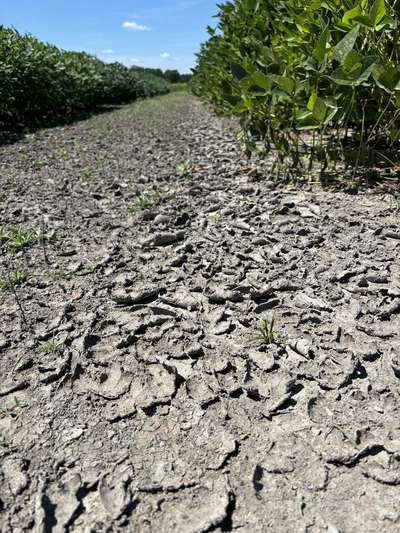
[164,69,180,84]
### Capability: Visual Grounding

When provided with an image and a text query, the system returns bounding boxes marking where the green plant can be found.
[0,269,28,292]
[176,159,194,178]
[192,0,400,178]
[258,313,277,344]
[137,195,152,210]
[128,191,162,212]
[80,168,93,180]
[0,226,59,252]
[1,228,38,251]
[43,268,73,281]
[0,397,29,419]
[170,82,190,92]
[39,338,59,355]
[0,26,171,127]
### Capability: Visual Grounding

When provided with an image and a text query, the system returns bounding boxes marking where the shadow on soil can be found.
[0,105,121,147]
[270,163,400,193]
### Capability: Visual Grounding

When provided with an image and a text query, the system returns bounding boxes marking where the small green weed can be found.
[0,397,29,419]
[137,195,152,210]
[43,269,73,281]
[176,159,193,178]
[81,168,93,180]
[1,227,38,251]
[258,313,277,345]
[128,191,162,212]
[0,269,28,292]
[0,227,59,252]
[39,338,59,355]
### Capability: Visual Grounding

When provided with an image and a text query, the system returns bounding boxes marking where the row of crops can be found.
[192,0,400,177]
[0,26,170,127]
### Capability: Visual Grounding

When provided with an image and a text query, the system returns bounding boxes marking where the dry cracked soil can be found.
[1,92,400,533]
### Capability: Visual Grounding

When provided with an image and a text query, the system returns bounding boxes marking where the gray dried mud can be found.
[1,92,400,532]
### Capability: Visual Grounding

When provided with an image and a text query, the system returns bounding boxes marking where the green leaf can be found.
[244,0,260,12]
[376,15,396,31]
[260,46,279,65]
[390,128,400,141]
[323,106,338,125]
[310,0,322,10]
[222,93,241,106]
[230,63,247,81]
[357,57,377,84]
[342,49,363,72]
[342,6,361,27]
[239,77,254,90]
[252,71,271,91]
[331,56,376,86]
[352,15,374,28]
[270,75,294,94]
[296,110,321,130]
[307,92,317,111]
[333,25,360,64]
[370,0,385,27]
[330,68,356,86]
[313,27,329,63]
[374,65,400,92]
[312,97,327,122]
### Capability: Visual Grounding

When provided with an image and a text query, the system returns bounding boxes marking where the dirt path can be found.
[1,92,400,532]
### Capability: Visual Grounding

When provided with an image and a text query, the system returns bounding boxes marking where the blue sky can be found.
[0,0,218,73]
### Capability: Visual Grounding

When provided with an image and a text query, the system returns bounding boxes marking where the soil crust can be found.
[1,93,400,532]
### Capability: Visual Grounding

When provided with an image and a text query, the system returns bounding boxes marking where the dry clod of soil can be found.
[1,93,400,532]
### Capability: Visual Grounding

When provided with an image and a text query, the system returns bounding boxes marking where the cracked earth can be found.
[1,92,400,532]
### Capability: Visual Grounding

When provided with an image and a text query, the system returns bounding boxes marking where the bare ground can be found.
[1,92,400,532]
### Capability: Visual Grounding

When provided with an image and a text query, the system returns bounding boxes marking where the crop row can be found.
[0,26,170,127]
[192,0,400,176]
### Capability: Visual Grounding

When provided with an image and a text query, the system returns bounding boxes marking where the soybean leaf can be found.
[376,15,396,31]
[314,27,329,63]
[312,97,327,121]
[352,15,374,28]
[342,6,361,27]
[330,68,356,86]
[333,25,360,64]
[343,50,363,72]
[296,110,321,130]
[244,0,260,12]
[230,63,247,81]
[270,75,294,94]
[374,65,400,92]
[323,105,339,124]
[307,92,318,111]
[390,129,400,141]
[370,0,385,27]
[252,71,271,90]
[356,56,378,84]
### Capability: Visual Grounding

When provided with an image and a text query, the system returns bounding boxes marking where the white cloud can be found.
[160,52,171,59]
[122,21,150,31]
[101,49,113,54]
[130,58,141,64]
